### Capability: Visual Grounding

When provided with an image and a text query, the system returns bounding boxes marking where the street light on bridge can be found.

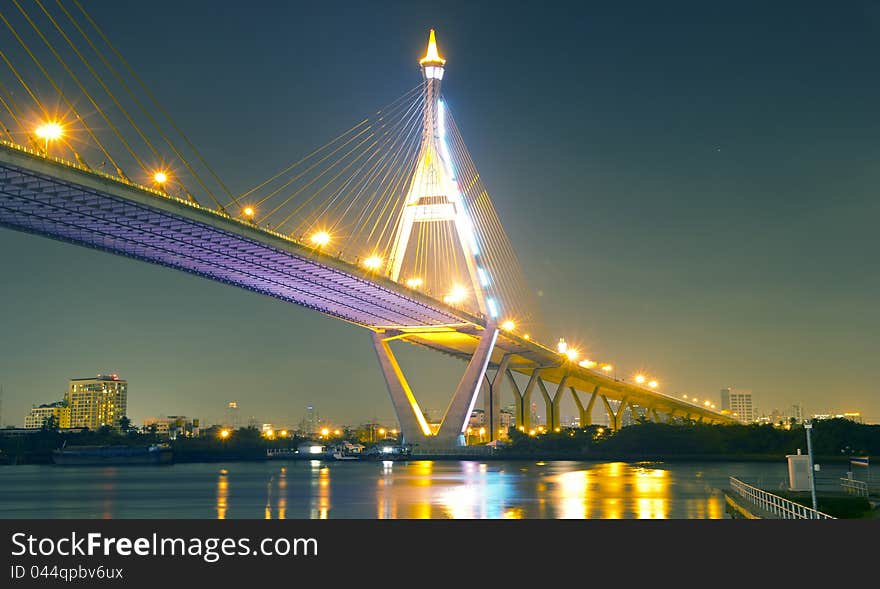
[310,231,331,248]
[443,284,468,305]
[35,121,63,155]
[501,319,516,332]
[363,255,383,271]
[635,374,646,384]
[242,206,256,220]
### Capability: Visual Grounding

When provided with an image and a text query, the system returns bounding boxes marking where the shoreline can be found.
[0,452,863,466]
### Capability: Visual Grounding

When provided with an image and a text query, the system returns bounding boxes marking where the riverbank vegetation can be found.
[0,418,876,465]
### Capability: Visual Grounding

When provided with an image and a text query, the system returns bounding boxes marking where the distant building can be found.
[720,387,754,423]
[788,404,803,423]
[499,408,514,435]
[225,401,239,429]
[143,416,199,438]
[468,409,486,428]
[65,374,127,430]
[529,402,539,427]
[24,401,70,429]
[299,405,319,435]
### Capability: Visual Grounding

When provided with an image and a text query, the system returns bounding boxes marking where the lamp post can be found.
[804,421,818,515]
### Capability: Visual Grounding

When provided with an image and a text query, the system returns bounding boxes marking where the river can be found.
[0,459,855,519]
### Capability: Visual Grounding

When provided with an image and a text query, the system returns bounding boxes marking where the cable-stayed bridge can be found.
[0,3,734,447]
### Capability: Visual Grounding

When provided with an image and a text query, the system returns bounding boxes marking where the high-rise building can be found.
[24,401,70,429]
[225,401,240,428]
[299,405,320,435]
[720,387,754,423]
[65,374,127,430]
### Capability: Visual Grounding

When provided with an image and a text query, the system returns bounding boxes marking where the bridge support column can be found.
[508,369,541,431]
[571,386,599,427]
[372,332,433,445]
[434,325,499,446]
[483,354,512,441]
[649,407,662,423]
[536,378,553,431]
[601,395,630,431]
[546,375,569,432]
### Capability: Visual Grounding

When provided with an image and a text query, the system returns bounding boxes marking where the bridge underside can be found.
[0,143,735,446]
[0,144,474,330]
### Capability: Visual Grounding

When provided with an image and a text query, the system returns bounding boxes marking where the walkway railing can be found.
[840,477,869,497]
[729,477,835,519]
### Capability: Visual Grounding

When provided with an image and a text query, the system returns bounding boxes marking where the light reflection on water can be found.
[0,459,847,519]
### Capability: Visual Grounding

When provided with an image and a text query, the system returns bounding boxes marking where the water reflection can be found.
[3,459,800,519]
[278,466,287,519]
[634,467,668,519]
[263,466,288,519]
[99,468,116,519]
[309,460,330,519]
[216,468,228,519]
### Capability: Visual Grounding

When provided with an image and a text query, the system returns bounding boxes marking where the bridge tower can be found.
[374,30,500,449]
[388,29,491,317]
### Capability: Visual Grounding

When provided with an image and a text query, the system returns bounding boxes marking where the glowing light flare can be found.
[601,364,613,372]
[565,348,579,361]
[635,375,647,384]
[405,277,423,289]
[443,284,468,305]
[219,429,230,439]
[419,28,446,66]
[363,255,383,271]
[557,338,568,354]
[35,122,63,141]
[648,380,658,389]
[242,206,255,218]
[320,427,330,437]
[579,359,597,369]
[310,231,331,247]
[153,171,168,184]
[501,320,516,331]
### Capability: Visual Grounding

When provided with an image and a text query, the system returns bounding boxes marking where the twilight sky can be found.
[1,0,878,427]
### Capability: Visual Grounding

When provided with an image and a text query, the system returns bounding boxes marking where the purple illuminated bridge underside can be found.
[0,143,737,423]
[0,143,479,330]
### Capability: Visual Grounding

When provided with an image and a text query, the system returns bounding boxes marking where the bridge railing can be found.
[729,476,835,519]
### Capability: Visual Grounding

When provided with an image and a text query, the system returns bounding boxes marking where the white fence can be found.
[729,477,835,519]
[840,477,869,497]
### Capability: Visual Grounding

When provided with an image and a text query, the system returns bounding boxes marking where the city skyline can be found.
[1,1,878,427]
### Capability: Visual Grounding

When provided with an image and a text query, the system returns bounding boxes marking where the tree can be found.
[118,416,132,434]
[41,414,59,431]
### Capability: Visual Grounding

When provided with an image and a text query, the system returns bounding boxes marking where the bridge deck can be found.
[0,142,733,424]
[0,142,475,330]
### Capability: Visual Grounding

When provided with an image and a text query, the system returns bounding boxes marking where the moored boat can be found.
[52,444,172,466]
